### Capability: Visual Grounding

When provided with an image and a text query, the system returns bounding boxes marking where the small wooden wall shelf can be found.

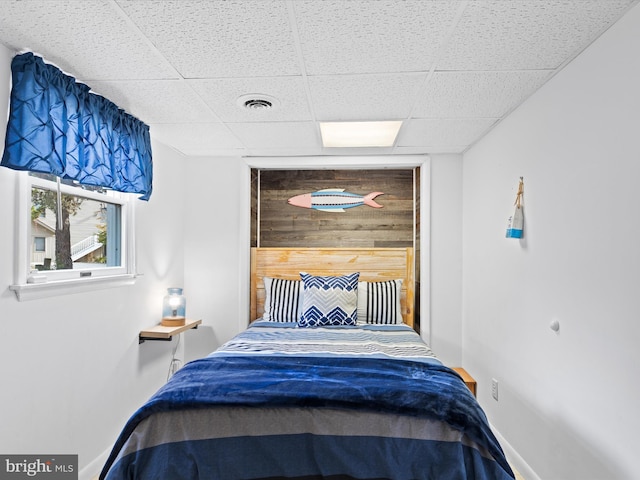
[139,319,202,344]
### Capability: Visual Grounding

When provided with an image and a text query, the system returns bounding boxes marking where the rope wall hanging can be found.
[506,177,524,239]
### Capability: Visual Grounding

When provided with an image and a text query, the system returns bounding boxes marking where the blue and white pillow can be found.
[357,279,403,324]
[299,272,359,327]
[262,277,301,322]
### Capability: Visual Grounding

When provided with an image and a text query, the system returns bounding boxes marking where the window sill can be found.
[10,274,137,301]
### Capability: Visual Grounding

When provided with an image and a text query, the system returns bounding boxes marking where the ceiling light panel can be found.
[188,76,312,122]
[0,0,177,81]
[320,121,402,148]
[439,0,636,71]
[413,70,553,119]
[309,73,425,121]
[293,0,460,75]
[116,0,300,78]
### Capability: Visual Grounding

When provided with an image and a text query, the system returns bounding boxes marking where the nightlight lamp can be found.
[161,287,186,326]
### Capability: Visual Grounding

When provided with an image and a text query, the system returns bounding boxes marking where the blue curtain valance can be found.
[1,52,152,200]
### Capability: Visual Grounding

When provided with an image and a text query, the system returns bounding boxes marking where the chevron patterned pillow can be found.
[299,272,359,327]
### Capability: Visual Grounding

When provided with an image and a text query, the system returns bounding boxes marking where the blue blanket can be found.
[102,355,513,479]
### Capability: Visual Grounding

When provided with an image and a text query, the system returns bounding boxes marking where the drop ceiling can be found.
[0,0,636,158]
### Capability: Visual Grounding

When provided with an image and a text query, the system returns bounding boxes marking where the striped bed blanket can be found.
[212,320,441,363]
[101,322,514,480]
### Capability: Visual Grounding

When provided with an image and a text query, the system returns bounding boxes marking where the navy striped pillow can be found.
[357,279,403,324]
[263,277,301,322]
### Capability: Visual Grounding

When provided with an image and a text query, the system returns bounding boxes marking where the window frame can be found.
[10,172,137,301]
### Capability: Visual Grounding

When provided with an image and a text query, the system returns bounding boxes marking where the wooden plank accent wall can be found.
[250,168,421,332]
[256,169,414,248]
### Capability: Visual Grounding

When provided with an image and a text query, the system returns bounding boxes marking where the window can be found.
[33,237,45,252]
[10,172,137,300]
[30,173,122,271]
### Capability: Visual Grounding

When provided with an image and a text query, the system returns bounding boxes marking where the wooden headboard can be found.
[250,247,415,328]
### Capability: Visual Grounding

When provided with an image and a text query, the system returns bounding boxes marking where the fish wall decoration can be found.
[287,189,384,212]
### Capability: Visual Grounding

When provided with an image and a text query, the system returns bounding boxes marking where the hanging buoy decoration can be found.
[506,177,524,239]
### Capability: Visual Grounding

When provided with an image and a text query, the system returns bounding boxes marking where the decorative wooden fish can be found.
[287,189,384,212]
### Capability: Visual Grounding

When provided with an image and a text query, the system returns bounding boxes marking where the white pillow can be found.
[357,279,403,324]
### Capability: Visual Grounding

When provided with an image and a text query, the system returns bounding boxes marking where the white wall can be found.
[0,43,188,479]
[182,156,249,362]
[462,4,640,479]
[429,154,463,366]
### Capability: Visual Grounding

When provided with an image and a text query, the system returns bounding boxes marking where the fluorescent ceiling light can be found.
[320,121,403,148]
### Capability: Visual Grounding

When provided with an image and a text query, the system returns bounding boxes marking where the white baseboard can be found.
[79,446,111,480]
[491,423,541,480]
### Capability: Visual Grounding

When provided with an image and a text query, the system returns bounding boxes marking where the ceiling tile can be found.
[439,0,636,71]
[308,73,426,121]
[398,118,498,148]
[90,80,219,124]
[246,146,326,157]
[228,122,320,149]
[412,70,553,118]
[394,146,465,155]
[115,0,300,78]
[0,0,635,157]
[150,123,246,156]
[320,146,397,156]
[293,0,460,75]
[0,0,177,81]
[188,76,312,122]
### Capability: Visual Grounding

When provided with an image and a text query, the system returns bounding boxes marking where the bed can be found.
[100,248,514,480]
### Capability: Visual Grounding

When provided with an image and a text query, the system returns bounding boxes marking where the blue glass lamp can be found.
[161,287,186,326]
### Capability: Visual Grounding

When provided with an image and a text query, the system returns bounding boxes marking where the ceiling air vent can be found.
[244,98,272,110]
[236,93,278,111]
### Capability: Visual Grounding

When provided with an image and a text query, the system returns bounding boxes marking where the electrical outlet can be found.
[491,378,499,401]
